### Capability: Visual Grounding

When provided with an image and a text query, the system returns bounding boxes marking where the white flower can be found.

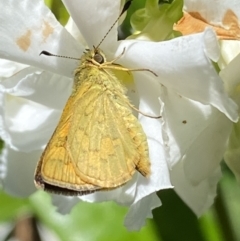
[0,0,238,230]
[174,0,240,205]
[174,0,240,69]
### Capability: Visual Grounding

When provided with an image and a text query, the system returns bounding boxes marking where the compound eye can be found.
[94,53,104,64]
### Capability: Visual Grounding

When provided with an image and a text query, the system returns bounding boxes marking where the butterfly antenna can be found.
[39,50,80,60]
[95,0,132,49]
[40,1,132,59]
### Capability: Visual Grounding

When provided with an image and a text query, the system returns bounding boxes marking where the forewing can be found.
[67,87,150,188]
[35,91,102,195]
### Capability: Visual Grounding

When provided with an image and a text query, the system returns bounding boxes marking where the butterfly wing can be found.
[67,80,150,189]
[35,74,150,194]
[34,85,102,195]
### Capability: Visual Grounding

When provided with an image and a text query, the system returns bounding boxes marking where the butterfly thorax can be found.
[72,48,127,99]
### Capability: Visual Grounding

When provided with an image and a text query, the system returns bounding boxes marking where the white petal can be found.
[0,59,28,81]
[0,0,83,77]
[63,0,120,52]
[115,29,238,122]
[218,40,240,69]
[184,0,240,27]
[220,53,240,107]
[0,67,72,108]
[225,146,240,183]
[133,75,172,204]
[160,86,232,184]
[203,27,220,62]
[0,147,7,185]
[65,17,87,47]
[1,146,41,197]
[2,96,60,151]
[80,175,138,205]
[171,161,222,216]
[124,193,161,231]
[51,195,80,214]
[0,68,72,151]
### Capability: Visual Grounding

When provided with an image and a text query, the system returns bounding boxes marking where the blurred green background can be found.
[1,165,240,241]
[1,0,240,240]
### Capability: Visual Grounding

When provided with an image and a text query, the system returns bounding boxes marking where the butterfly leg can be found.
[99,64,158,77]
[101,48,126,65]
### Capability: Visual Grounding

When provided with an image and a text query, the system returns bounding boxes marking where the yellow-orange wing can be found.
[66,76,150,189]
[35,73,150,194]
[34,84,102,195]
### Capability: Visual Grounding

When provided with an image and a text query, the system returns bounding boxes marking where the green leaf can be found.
[129,0,183,41]
[44,0,69,25]
[216,171,240,240]
[199,210,225,241]
[120,0,147,39]
[0,191,31,222]
[153,190,205,241]
[30,191,160,241]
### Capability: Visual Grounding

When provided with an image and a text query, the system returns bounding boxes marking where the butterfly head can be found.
[81,47,107,66]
